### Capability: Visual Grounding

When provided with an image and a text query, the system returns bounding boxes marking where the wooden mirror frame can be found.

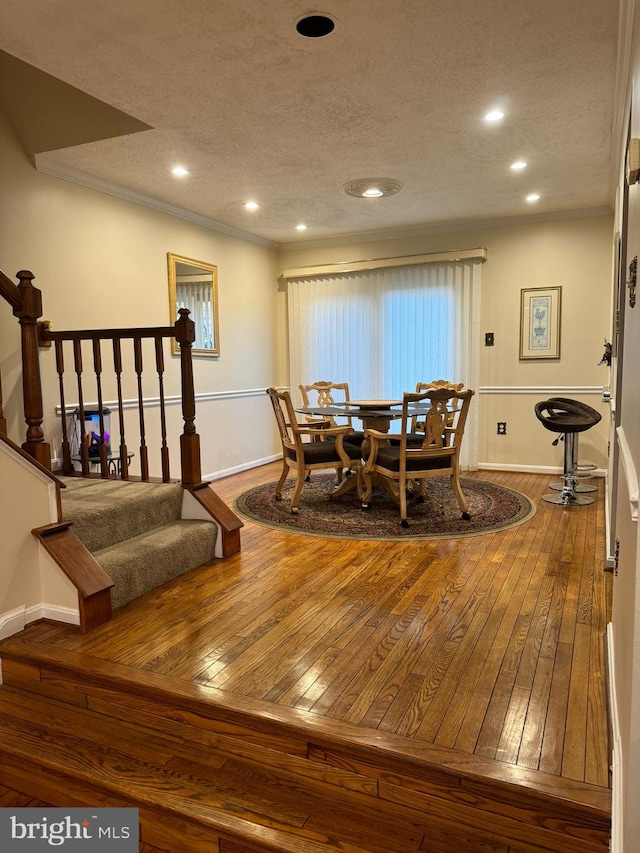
[168,252,220,356]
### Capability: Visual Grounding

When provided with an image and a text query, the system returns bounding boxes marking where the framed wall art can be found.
[519,286,562,360]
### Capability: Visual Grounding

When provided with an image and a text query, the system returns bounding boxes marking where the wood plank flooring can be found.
[0,785,166,853]
[9,465,612,792]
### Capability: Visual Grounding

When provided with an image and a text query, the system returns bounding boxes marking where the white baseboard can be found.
[0,602,80,647]
[203,458,607,481]
[607,624,621,853]
[478,462,607,477]
[26,603,80,628]
[0,606,27,642]
[203,453,280,482]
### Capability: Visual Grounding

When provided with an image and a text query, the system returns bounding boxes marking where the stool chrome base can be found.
[549,481,597,493]
[542,492,595,506]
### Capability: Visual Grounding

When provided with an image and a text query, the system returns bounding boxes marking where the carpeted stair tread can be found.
[93,519,217,609]
[59,477,184,552]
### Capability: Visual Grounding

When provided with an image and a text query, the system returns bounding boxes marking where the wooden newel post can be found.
[175,308,201,486]
[14,270,51,469]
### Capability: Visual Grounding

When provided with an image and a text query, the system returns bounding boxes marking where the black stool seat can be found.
[535,399,601,433]
[535,398,601,507]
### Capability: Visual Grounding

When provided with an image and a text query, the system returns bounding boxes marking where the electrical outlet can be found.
[497,422,507,435]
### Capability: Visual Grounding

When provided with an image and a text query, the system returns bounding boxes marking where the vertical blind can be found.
[176,278,214,349]
[287,259,482,468]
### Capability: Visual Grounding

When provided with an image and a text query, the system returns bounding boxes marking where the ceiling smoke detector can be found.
[344,178,403,199]
[295,13,335,38]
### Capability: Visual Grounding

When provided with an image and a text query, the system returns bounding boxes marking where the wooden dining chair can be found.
[362,388,474,527]
[299,380,365,447]
[266,387,362,514]
[411,380,464,433]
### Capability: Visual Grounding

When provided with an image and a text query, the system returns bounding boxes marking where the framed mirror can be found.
[168,252,220,356]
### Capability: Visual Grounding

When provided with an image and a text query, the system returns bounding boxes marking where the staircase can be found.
[1,264,243,630]
[0,628,611,853]
[58,477,218,609]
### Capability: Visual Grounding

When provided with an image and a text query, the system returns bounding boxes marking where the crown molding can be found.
[32,154,614,254]
[33,155,276,249]
[277,206,614,251]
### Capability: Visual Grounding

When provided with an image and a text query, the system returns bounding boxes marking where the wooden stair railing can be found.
[0,369,7,436]
[2,267,242,563]
[39,307,202,487]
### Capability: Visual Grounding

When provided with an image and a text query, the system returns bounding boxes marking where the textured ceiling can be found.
[0,0,620,246]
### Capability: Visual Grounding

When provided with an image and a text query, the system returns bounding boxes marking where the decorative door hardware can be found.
[628,256,637,308]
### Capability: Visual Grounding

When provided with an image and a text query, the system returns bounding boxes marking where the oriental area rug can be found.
[234,474,536,541]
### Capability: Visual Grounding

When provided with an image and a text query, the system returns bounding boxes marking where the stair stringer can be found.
[32,522,114,632]
[182,482,243,557]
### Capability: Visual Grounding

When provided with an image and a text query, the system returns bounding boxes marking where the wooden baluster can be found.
[0,368,7,436]
[15,271,51,469]
[55,340,72,474]
[175,308,201,486]
[92,339,109,478]
[73,339,89,476]
[112,339,129,480]
[155,336,170,482]
[133,335,149,480]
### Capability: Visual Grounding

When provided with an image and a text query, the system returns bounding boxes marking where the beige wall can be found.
[0,108,286,480]
[279,215,613,471]
[0,449,47,611]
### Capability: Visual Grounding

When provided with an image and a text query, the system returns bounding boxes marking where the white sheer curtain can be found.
[287,259,482,468]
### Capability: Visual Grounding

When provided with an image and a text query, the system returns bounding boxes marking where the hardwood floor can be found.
[0,464,612,851]
[21,464,612,786]
[0,786,166,853]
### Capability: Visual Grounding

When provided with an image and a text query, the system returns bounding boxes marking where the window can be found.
[287,258,482,468]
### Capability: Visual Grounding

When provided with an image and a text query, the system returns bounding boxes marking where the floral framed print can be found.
[519,286,562,359]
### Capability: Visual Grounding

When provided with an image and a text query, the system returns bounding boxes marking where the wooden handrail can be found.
[41,324,178,342]
[0,432,64,521]
[39,308,201,487]
[0,268,23,311]
[0,369,6,436]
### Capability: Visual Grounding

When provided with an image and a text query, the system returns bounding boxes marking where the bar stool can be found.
[545,397,599,494]
[534,398,601,506]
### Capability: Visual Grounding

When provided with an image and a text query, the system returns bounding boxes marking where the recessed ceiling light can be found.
[344,178,403,198]
[295,13,335,38]
[483,110,505,123]
[171,166,189,176]
[510,161,527,170]
[296,224,308,231]
[526,193,541,202]
[244,201,260,210]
